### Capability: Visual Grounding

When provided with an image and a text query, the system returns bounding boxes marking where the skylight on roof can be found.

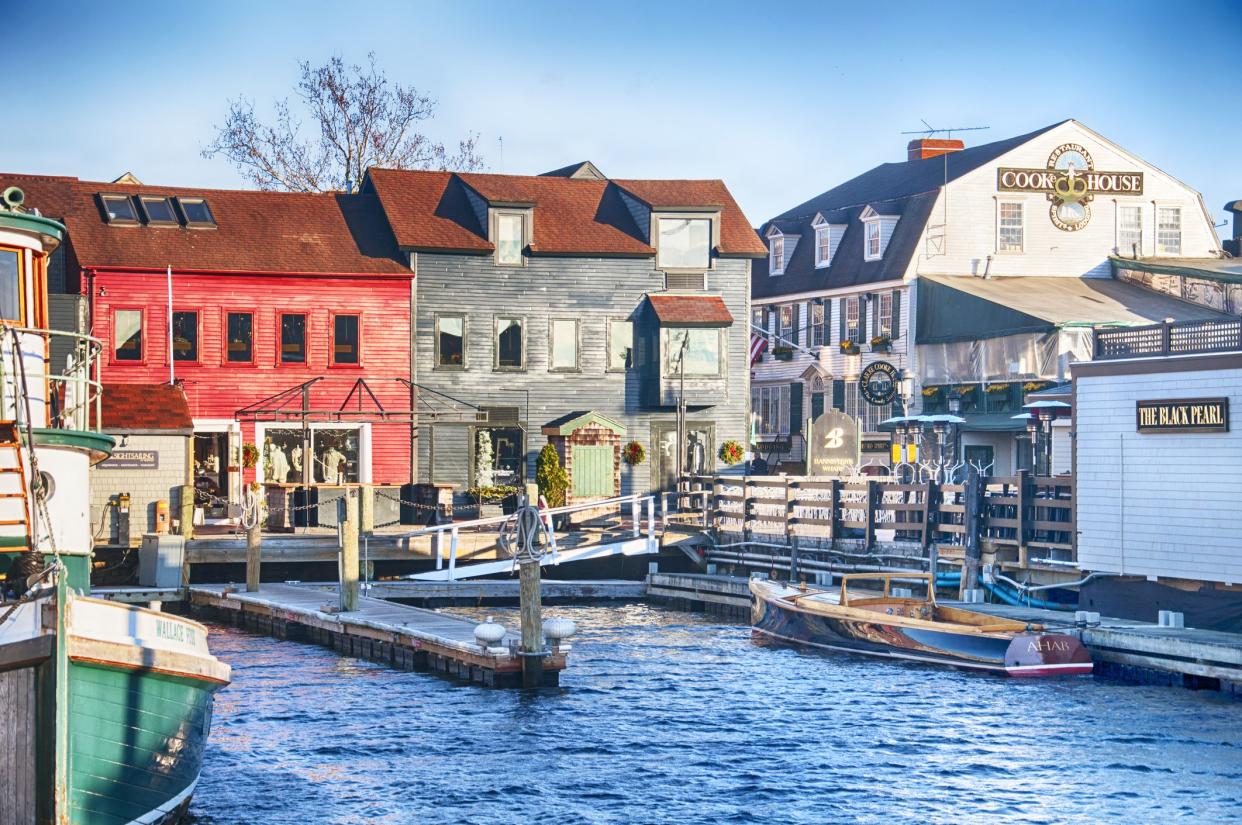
[100,194,139,225]
[175,197,216,228]
[139,196,178,226]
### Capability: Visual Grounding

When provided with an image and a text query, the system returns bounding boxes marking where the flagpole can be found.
[167,264,174,384]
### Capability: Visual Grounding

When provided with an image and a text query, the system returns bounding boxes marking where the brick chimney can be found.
[907,138,965,162]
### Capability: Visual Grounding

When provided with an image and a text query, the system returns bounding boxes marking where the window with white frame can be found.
[1157,206,1182,255]
[752,384,790,435]
[865,220,881,260]
[549,318,579,371]
[495,213,525,265]
[815,225,831,267]
[876,292,894,338]
[1118,205,1142,254]
[810,301,825,346]
[769,235,785,274]
[777,304,794,346]
[843,380,891,433]
[658,217,711,269]
[845,296,862,344]
[998,202,1024,252]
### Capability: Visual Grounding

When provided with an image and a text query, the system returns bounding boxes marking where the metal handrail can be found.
[0,325,104,433]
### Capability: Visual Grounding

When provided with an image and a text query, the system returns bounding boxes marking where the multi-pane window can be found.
[658,218,711,270]
[1157,206,1182,255]
[769,235,784,273]
[0,249,20,321]
[845,297,862,344]
[778,304,794,346]
[664,328,721,376]
[226,312,253,363]
[496,213,524,265]
[496,317,524,369]
[436,314,464,367]
[810,301,825,346]
[815,226,831,267]
[114,309,143,361]
[280,314,306,364]
[1118,205,1143,254]
[866,221,881,259]
[608,319,633,371]
[752,384,790,435]
[334,315,360,365]
[172,311,198,361]
[550,318,578,370]
[876,292,894,338]
[998,202,1024,252]
[844,380,891,433]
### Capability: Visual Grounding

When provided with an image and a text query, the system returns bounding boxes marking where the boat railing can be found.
[0,325,104,434]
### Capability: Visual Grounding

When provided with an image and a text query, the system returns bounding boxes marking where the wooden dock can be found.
[304,578,644,605]
[188,583,567,687]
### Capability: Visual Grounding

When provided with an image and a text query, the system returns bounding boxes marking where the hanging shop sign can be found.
[808,411,860,477]
[859,361,899,406]
[997,143,1144,232]
[101,449,159,470]
[1136,398,1229,434]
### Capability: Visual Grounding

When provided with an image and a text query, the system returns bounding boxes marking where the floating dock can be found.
[188,583,567,687]
[645,572,1242,694]
[309,578,644,605]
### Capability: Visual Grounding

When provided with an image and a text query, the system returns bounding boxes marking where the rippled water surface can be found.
[187,603,1241,824]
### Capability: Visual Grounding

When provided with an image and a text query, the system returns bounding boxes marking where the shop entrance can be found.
[651,421,714,492]
[194,432,231,519]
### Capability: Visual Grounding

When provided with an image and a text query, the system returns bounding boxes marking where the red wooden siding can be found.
[92,271,412,483]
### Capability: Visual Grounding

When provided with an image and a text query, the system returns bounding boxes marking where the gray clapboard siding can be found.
[0,665,37,825]
[414,253,751,494]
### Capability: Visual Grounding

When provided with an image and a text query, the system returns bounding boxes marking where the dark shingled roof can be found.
[101,383,194,432]
[753,121,1068,301]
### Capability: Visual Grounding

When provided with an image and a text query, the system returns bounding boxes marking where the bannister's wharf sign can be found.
[1136,398,1229,433]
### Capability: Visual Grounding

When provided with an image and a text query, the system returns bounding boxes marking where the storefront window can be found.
[114,309,143,361]
[281,314,306,363]
[173,311,198,361]
[663,327,721,376]
[227,312,253,362]
[334,315,360,365]
[263,426,360,484]
[0,249,20,321]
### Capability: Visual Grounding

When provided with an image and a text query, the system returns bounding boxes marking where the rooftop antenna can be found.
[497,136,504,173]
[901,121,990,258]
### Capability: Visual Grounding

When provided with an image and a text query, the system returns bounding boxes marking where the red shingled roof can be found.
[366,168,766,257]
[3,174,409,276]
[647,294,735,326]
[101,383,194,432]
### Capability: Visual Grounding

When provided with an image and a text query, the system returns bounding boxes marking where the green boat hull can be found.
[66,659,220,825]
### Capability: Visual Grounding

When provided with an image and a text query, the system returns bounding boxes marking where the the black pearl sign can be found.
[859,361,899,406]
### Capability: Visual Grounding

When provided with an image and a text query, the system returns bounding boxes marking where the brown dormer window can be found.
[139,196,178,226]
[100,195,139,225]
[176,197,216,229]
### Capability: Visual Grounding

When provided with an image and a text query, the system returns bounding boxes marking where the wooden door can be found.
[571,445,614,498]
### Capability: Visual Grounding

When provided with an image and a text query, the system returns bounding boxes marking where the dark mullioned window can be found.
[227,312,253,363]
[114,309,143,361]
[437,314,464,367]
[281,314,306,363]
[334,315,360,364]
[172,311,199,361]
[496,317,524,369]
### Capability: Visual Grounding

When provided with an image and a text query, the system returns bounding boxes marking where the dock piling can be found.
[245,520,262,593]
[341,488,360,612]
[519,558,543,688]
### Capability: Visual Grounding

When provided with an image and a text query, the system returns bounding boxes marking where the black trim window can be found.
[280,314,306,364]
[496,317,524,370]
[114,310,143,361]
[436,314,464,367]
[176,197,216,228]
[334,315,360,365]
[172,311,199,362]
[100,195,139,225]
[227,312,253,363]
[139,196,178,226]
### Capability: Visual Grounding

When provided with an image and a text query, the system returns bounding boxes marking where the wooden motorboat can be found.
[751,573,1092,677]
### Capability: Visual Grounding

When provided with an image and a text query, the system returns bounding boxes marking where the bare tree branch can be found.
[202,53,484,192]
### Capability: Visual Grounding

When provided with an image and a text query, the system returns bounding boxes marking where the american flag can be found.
[749,331,768,366]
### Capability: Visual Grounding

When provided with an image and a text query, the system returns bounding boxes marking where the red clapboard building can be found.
[11,174,413,519]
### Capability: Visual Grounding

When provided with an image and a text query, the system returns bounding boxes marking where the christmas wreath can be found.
[622,440,646,465]
[719,440,745,466]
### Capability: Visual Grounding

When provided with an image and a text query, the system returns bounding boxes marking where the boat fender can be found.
[885,607,894,615]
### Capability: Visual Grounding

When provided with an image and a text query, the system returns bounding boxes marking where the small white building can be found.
[752,119,1225,474]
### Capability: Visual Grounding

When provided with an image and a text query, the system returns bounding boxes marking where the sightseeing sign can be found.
[997,143,1144,232]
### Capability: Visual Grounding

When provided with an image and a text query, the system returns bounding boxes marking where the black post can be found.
[959,465,983,600]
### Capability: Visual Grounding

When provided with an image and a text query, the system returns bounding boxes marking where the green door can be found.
[572,445,614,497]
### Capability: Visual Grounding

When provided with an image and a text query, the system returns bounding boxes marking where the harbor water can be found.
[187,603,1242,824]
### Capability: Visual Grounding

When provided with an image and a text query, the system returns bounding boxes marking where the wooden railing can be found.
[1094,318,1242,360]
[677,470,1075,569]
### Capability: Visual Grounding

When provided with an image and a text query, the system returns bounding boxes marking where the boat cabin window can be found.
[173,311,199,361]
[114,309,143,361]
[0,248,20,321]
[280,313,306,364]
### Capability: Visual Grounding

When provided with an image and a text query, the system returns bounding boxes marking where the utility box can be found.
[139,534,185,588]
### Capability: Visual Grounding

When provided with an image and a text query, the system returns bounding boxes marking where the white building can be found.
[752,119,1226,473]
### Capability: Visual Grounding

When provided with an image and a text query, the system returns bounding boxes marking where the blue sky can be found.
[5,1,1240,233]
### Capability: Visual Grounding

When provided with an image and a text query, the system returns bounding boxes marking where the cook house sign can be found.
[997,144,1143,231]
